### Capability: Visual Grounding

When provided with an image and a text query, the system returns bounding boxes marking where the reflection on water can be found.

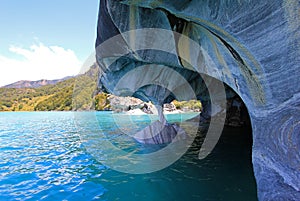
[0,112,257,201]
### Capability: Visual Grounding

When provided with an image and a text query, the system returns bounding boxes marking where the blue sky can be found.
[0,0,99,86]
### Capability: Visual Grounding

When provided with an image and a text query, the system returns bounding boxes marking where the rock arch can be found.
[95,0,300,200]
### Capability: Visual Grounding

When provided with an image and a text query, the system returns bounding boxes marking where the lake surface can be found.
[0,112,257,200]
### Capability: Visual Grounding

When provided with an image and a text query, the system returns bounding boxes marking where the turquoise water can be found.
[0,112,257,201]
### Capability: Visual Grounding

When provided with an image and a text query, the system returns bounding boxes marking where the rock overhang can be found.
[95,0,300,200]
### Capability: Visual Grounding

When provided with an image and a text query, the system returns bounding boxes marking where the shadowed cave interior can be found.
[95,86,258,201]
[95,1,300,199]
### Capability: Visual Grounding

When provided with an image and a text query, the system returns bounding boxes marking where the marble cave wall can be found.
[95,0,300,200]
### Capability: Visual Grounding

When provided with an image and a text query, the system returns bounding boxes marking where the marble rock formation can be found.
[133,106,187,144]
[95,0,300,200]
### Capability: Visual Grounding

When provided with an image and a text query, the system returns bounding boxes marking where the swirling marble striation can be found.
[95,0,300,200]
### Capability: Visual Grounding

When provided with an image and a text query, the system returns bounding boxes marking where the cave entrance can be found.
[130,80,258,200]
[164,88,258,200]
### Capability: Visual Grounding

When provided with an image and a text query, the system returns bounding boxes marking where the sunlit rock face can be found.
[95,0,300,200]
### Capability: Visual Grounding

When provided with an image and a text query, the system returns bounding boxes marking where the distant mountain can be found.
[0,64,99,111]
[2,77,73,89]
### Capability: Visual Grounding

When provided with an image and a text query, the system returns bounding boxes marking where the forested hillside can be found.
[0,64,99,111]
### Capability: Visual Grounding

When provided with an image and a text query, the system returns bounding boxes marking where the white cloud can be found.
[0,43,82,87]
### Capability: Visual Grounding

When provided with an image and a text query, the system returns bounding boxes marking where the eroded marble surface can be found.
[95,0,300,200]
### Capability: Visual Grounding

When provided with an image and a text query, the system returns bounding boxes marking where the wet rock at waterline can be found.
[133,120,186,144]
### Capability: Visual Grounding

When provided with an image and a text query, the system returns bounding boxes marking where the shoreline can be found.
[124,108,199,115]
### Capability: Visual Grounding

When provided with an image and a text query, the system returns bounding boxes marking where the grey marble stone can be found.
[96,0,300,200]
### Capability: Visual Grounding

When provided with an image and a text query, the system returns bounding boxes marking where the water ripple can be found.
[0,112,106,201]
[0,112,257,201]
